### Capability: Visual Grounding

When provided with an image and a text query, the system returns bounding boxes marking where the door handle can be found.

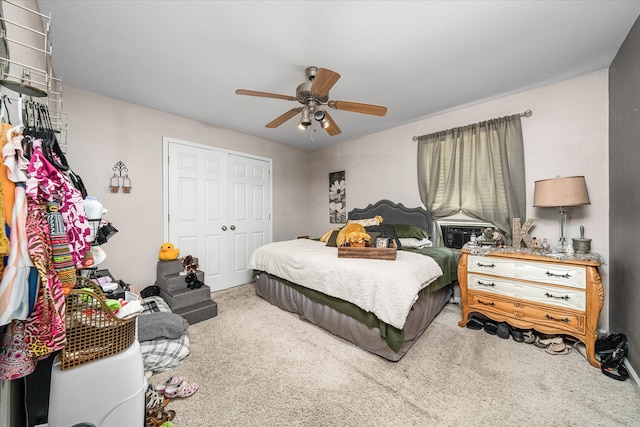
[230,225,236,230]
[222,226,227,231]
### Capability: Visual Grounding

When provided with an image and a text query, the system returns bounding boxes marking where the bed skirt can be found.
[254,273,452,361]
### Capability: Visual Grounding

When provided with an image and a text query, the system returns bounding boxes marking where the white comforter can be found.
[249,239,443,329]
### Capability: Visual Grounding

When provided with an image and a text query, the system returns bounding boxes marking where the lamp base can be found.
[556,238,568,253]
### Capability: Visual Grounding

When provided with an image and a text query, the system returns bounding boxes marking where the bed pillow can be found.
[347,215,383,227]
[320,228,339,243]
[337,223,369,247]
[392,224,430,240]
[399,237,432,248]
[326,229,341,247]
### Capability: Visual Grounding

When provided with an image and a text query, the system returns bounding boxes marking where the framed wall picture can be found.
[329,171,346,223]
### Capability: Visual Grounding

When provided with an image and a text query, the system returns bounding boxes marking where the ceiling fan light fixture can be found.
[298,107,312,129]
[314,109,330,129]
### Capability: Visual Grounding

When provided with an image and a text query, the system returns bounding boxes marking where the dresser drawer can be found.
[468,274,586,310]
[468,291,585,334]
[467,255,587,289]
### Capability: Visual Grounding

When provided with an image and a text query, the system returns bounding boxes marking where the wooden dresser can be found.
[458,247,604,367]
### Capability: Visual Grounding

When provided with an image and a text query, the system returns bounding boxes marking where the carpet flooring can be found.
[150,283,640,426]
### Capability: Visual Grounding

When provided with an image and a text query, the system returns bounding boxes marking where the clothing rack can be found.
[412,109,533,141]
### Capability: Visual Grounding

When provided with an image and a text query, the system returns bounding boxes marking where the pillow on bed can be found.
[326,229,341,247]
[392,224,430,240]
[347,215,383,227]
[337,223,369,246]
[399,237,432,248]
[320,228,339,243]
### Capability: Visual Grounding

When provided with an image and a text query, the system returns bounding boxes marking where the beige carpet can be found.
[150,284,640,426]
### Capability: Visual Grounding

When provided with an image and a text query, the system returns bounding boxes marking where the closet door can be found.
[168,142,229,288]
[166,140,272,292]
[228,154,271,287]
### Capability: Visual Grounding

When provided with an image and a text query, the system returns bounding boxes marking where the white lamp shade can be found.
[533,176,590,207]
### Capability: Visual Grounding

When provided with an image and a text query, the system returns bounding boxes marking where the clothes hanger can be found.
[6,94,24,141]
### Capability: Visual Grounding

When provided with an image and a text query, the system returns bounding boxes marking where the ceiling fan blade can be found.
[322,111,342,136]
[328,100,388,116]
[310,68,341,98]
[235,89,297,102]
[265,107,303,128]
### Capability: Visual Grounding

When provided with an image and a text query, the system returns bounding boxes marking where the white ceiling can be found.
[37,0,640,150]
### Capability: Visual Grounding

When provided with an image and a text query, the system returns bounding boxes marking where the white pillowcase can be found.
[347,216,382,227]
[399,237,432,248]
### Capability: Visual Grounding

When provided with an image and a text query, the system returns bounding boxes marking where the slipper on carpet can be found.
[497,322,510,339]
[533,336,563,348]
[484,320,498,335]
[466,317,485,330]
[545,341,571,355]
[509,326,525,342]
[522,330,536,344]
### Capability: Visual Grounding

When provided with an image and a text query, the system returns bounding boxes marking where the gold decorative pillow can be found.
[337,222,370,247]
[347,215,383,227]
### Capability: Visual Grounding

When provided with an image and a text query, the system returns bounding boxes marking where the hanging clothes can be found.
[0,133,36,326]
[0,320,36,380]
[26,138,91,269]
[46,201,76,295]
[22,197,67,359]
[0,119,16,225]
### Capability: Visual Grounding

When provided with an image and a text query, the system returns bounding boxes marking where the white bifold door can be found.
[164,138,272,291]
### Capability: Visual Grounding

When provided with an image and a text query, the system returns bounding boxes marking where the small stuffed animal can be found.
[181,255,199,274]
[159,242,180,261]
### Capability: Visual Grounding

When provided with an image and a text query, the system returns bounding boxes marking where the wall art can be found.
[329,171,346,224]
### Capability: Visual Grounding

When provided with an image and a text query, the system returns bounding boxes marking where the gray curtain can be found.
[417,114,526,244]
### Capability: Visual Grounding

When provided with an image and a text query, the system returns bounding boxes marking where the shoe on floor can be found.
[509,326,524,342]
[496,322,510,339]
[545,341,571,355]
[484,320,498,335]
[466,317,485,330]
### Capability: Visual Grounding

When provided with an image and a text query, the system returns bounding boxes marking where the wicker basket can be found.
[61,277,136,370]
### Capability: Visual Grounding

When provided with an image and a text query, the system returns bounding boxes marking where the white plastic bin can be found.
[48,340,146,427]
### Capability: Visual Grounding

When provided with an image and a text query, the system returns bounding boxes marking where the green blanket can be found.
[258,246,457,353]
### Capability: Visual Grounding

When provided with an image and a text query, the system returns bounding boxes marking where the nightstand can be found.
[458,247,604,367]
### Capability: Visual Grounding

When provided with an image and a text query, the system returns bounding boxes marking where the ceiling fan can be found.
[235,66,387,136]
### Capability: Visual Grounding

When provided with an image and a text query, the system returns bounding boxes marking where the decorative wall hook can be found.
[110,161,131,193]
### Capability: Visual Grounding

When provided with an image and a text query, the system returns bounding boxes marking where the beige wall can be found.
[310,70,611,331]
[62,85,311,288]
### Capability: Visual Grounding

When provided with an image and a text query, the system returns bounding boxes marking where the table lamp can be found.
[533,176,590,252]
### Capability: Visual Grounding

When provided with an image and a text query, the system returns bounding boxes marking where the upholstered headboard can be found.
[347,200,433,234]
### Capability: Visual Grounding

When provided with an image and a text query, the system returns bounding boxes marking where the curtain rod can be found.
[412,109,532,141]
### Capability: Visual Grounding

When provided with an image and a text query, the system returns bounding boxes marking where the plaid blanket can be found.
[139,296,190,373]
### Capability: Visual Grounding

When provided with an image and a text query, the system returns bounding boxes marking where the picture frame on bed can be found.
[376,237,389,248]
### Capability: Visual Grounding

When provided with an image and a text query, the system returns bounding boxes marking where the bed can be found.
[250,200,458,361]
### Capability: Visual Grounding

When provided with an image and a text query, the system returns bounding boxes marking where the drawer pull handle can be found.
[477,280,496,287]
[544,292,570,300]
[545,271,571,279]
[477,299,495,306]
[545,314,570,323]
[477,262,496,268]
